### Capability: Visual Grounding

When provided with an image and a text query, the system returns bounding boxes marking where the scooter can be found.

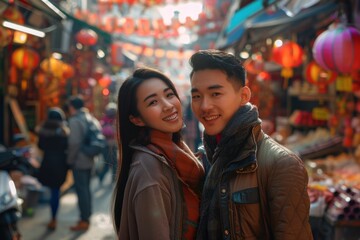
[0,147,30,240]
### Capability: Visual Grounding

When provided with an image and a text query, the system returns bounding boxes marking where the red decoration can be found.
[244,54,264,74]
[257,71,271,81]
[272,41,304,87]
[153,18,166,38]
[312,23,360,74]
[3,6,25,24]
[272,41,304,68]
[35,72,47,87]
[111,43,124,66]
[305,61,337,93]
[11,47,40,71]
[98,75,111,88]
[123,18,135,35]
[0,27,12,47]
[62,63,75,79]
[137,18,151,36]
[75,28,98,46]
[343,118,354,148]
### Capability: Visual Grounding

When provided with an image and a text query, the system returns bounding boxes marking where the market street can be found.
[18,173,116,240]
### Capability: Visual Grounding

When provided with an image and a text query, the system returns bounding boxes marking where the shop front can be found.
[216,0,360,239]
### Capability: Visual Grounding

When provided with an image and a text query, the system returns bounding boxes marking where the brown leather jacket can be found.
[220,129,313,239]
[118,145,185,239]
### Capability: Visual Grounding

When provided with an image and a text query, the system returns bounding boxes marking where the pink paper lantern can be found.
[312,23,360,74]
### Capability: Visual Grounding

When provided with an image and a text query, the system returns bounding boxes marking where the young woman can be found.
[112,67,205,239]
[36,107,69,230]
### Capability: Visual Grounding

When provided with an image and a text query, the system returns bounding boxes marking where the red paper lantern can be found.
[75,28,98,46]
[312,23,360,74]
[272,41,304,87]
[272,41,304,68]
[11,47,40,71]
[305,61,337,93]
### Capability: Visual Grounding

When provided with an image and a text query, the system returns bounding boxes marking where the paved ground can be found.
[18,173,117,240]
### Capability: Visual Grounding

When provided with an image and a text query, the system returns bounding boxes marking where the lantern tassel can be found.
[281,67,293,88]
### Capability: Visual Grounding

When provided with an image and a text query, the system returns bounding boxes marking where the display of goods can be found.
[325,185,360,222]
[289,110,328,127]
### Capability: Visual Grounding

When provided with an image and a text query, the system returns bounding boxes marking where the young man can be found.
[67,95,94,231]
[189,50,313,240]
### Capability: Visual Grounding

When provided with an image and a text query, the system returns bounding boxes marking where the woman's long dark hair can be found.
[112,67,182,232]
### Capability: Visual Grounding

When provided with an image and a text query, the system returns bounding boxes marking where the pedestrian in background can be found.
[97,102,118,184]
[36,107,69,230]
[112,67,205,239]
[188,50,313,239]
[66,95,94,231]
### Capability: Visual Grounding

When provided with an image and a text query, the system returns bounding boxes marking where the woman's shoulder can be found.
[128,149,173,188]
[38,121,69,137]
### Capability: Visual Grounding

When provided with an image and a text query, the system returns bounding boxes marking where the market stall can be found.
[216,1,360,239]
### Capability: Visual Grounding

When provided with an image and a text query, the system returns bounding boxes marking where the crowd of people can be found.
[35,96,117,231]
[33,49,313,239]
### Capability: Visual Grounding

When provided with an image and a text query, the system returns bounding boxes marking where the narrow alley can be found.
[18,173,116,240]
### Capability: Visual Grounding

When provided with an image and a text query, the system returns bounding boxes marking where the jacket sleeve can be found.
[268,154,313,240]
[67,118,84,166]
[134,185,172,239]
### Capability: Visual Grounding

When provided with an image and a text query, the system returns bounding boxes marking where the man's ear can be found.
[241,86,251,104]
[129,115,145,127]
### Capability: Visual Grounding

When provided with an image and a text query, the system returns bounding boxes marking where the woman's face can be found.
[130,78,183,134]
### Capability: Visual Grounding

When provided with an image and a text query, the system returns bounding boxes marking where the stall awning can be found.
[216,0,339,50]
[216,0,278,49]
[226,0,278,35]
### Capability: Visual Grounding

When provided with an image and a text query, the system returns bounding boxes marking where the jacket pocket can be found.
[232,187,259,204]
[231,187,262,239]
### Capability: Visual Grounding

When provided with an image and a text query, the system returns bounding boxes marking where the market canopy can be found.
[216,0,339,50]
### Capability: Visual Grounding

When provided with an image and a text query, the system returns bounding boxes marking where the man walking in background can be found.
[67,95,94,231]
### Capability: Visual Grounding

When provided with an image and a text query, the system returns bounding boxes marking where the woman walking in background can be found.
[98,102,118,184]
[112,67,205,239]
[36,107,69,230]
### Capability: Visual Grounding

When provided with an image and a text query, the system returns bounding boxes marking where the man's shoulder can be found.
[257,135,302,165]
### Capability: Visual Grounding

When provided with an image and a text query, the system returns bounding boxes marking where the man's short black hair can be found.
[189,50,246,86]
[68,95,84,110]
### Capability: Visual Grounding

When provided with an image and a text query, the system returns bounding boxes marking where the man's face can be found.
[190,69,244,136]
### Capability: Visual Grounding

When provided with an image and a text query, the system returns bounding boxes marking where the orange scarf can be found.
[148,130,205,239]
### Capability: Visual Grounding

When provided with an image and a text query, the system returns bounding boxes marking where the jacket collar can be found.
[129,144,171,167]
